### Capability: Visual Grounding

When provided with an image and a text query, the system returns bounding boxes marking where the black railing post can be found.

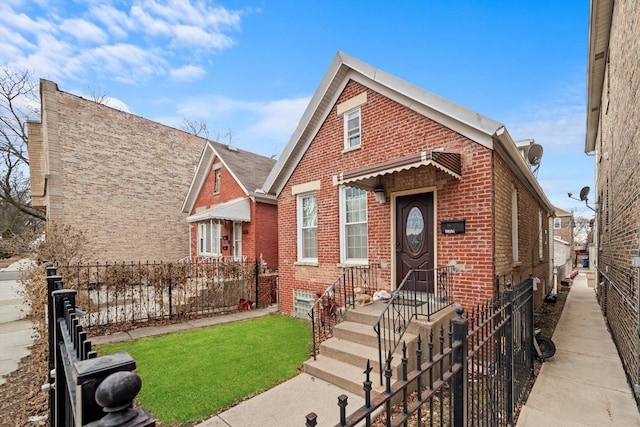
[305,412,317,427]
[338,394,348,426]
[504,281,514,425]
[451,304,468,427]
[168,264,173,320]
[45,266,60,427]
[254,260,260,309]
[309,306,317,360]
[52,288,76,427]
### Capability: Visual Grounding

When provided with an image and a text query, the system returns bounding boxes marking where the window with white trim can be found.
[297,193,318,262]
[214,168,221,194]
[340,186,368,263]
[344,108,361,149]
[512,187,519,262]
[553,217,561,229]
[198,220,221,256]
[539,211,544,260]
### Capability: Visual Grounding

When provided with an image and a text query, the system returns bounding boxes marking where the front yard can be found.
[97,315,311,425]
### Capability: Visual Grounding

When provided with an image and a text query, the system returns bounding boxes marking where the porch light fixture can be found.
[373,186,386,204]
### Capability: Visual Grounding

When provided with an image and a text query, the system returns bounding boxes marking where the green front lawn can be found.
[97,314,311,425]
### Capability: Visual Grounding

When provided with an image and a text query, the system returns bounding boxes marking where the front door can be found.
[395,192,434,292]
[232,221,242,261]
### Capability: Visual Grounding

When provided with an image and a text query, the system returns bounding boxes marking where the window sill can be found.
[342,144,362,154]
[512,261,523,268]
[337,261,369,268]
[294,261,319,267]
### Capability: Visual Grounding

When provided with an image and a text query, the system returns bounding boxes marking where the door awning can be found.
[186,197,251,223]
[333,151,462,190]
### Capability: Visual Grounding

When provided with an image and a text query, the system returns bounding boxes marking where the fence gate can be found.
[46,266,155,427]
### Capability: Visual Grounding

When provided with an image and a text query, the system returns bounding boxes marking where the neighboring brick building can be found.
[585,0,640,398]
[552,207,574,281]
[28,80,205,262]
[181,140,278,269]
[264,52,555,316]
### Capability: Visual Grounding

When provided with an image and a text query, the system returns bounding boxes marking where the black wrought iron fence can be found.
[374,265,455,384]
[46,266,155,426]
[306,276,535,427]
[59,259,259,329]
[308,264,380,358]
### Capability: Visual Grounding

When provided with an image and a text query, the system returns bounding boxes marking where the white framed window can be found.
[553,217,561,229]
[297,193,318,262]
[511,187,519,262]
[198,220,221,256]
[214,168,221,194]
[340,186,368,263]
[344,108,361,149]
[539,211,544,260]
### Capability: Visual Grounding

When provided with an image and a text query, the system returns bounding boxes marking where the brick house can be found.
[28,80,205,262]
[552,207,574,281]
[585,0,640,398]
[181,140,278,269]
[263,52,555,316]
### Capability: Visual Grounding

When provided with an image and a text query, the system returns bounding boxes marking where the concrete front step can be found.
[333,320,379,347]
[319,333,419,373]
[304,355,385,398]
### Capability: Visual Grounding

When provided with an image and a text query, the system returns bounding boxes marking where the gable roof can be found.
[263,51,554,214]
[182,140,276,214]
[554,207,573,217]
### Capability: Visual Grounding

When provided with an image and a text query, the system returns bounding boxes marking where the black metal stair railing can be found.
[308,264,379,358]
[373,265,454,384]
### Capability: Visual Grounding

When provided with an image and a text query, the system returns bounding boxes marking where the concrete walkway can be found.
[0,258,35,386]
[517,270,640,426]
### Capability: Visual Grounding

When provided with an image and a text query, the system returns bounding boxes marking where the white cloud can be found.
[1,1,247,87]
[59,18,108,44]
[172,25,234,50]
[245,97,310,138]
[78,43,168,84]
[170,65,206,82]
[89,5,132,39]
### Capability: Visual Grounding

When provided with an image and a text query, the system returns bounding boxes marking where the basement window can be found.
[294,289,315,315]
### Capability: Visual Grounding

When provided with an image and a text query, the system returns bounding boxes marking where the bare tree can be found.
[84,84,110,105]
[0,66,45,228]
[181,119,237,148]
[181,118,210,140]
[574,216,593,245]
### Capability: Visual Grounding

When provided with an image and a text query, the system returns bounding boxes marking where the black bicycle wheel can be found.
[536,335,556,359]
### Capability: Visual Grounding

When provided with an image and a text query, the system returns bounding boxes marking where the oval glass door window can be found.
[406,207,424,254]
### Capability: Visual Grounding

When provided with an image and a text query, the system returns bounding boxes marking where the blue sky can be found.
[1,0,594,216]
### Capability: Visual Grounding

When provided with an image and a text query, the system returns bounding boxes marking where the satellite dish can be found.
[579,186,590,201]
[527,144,544,166]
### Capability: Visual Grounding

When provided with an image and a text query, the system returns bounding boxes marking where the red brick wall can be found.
[277,80,499,314]
[254,202,278,270]
[493,154,550,307]
[189,160,277,264]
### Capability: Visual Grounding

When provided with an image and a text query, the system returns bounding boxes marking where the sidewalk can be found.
[517,270,640,426]
[0,258,35,386]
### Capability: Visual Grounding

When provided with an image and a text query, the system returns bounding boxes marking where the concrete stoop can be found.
[304,301,457,399]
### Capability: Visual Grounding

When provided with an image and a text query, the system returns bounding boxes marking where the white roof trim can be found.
[186,197,251,223]
[181,141,249,214]
[263,51,502,196]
